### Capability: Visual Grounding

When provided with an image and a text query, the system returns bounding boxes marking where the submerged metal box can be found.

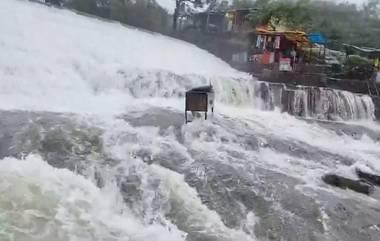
[186,91,208,112]
[185,86,214,123]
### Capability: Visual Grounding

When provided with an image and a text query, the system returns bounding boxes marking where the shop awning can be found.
[255,27,311,47]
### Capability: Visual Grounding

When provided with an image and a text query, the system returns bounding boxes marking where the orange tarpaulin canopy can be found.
[255,27,312,47]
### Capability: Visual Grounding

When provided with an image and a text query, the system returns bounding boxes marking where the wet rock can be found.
[94,169,105,188]
[256,81,375,121]
[356,169,380,186]
[121,108,184,131]
[0,110,104,172]
[372,96,380,120]
[322,174,374,195]
[314,120,380,142]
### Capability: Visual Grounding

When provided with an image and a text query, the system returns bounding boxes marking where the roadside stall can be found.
[252,27,311,72]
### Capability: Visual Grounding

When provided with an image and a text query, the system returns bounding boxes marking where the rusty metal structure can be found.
[185,85,215,123]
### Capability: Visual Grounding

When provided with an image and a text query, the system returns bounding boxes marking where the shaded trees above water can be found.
[57,0,379,49]
[65,0,171,33]
[308,0,380,49]
[246,0,380,49]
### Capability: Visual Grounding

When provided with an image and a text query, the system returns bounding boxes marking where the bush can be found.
[344,55,375,80]
[65,0,170,34]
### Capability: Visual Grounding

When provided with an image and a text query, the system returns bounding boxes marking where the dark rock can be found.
[0,111,104,173]
[322,174,374,195]
[254,82,375,121]
[356,169,380,186]
[372,96,380,120]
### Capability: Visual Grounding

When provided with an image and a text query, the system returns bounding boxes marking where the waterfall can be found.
[2,2,380,241]
[251,82,375,121]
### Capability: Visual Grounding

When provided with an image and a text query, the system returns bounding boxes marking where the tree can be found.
[173,0,181,31]
[65,0,170,33]
[172,0,217,31]
[308,0,380,49]
[249,0,312,30]
[363,0,380,18]
[66,0,98,14]
[246,0,380,49]
[232,0,255,8]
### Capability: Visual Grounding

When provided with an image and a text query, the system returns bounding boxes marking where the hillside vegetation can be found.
[62,0,380,49]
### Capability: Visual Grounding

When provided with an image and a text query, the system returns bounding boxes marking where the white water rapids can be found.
[1,1,380,241]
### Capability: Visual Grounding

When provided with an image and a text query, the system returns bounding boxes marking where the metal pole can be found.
[206,11,210,32]
[309,44,312,63]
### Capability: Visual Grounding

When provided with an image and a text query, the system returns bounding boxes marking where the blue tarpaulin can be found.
[308,33,327,44]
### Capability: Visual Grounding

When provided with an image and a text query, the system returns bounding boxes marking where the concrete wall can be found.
[258,67,372,95]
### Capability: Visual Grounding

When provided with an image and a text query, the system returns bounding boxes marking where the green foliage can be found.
[232,0,255,8]
[66,0,98,14]
[65,0,379,50]
[345,55,370,67]
[247,0,380,49]
[249,0,312,30]
[109,0,169,32]
[308,1,380,49]
[66,0,170,34]
[344,55,375,80]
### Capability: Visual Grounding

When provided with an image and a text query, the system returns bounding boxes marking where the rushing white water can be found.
[1,0,373,121]
[0,0,249,114]
[0,155,186,241]
[1,1,380,241]
[251,82,375,121]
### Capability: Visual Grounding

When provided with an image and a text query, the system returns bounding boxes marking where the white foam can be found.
[0,0,250,114]
[2,1,380,238]
[0,155,186,241]
[101,120,257,241]
[217,105,380,173]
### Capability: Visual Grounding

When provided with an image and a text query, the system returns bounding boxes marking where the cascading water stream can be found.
[1,1,380,241]
[249,82,375,121]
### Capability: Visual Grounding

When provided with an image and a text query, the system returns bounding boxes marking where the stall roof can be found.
[255,27,311,46]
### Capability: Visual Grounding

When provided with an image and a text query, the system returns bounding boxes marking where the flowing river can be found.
[1,1,380,241]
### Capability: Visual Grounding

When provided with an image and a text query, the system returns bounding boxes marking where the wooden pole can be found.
[309,44,312,63]
[173,0,182,32]
[206,11,210,32]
